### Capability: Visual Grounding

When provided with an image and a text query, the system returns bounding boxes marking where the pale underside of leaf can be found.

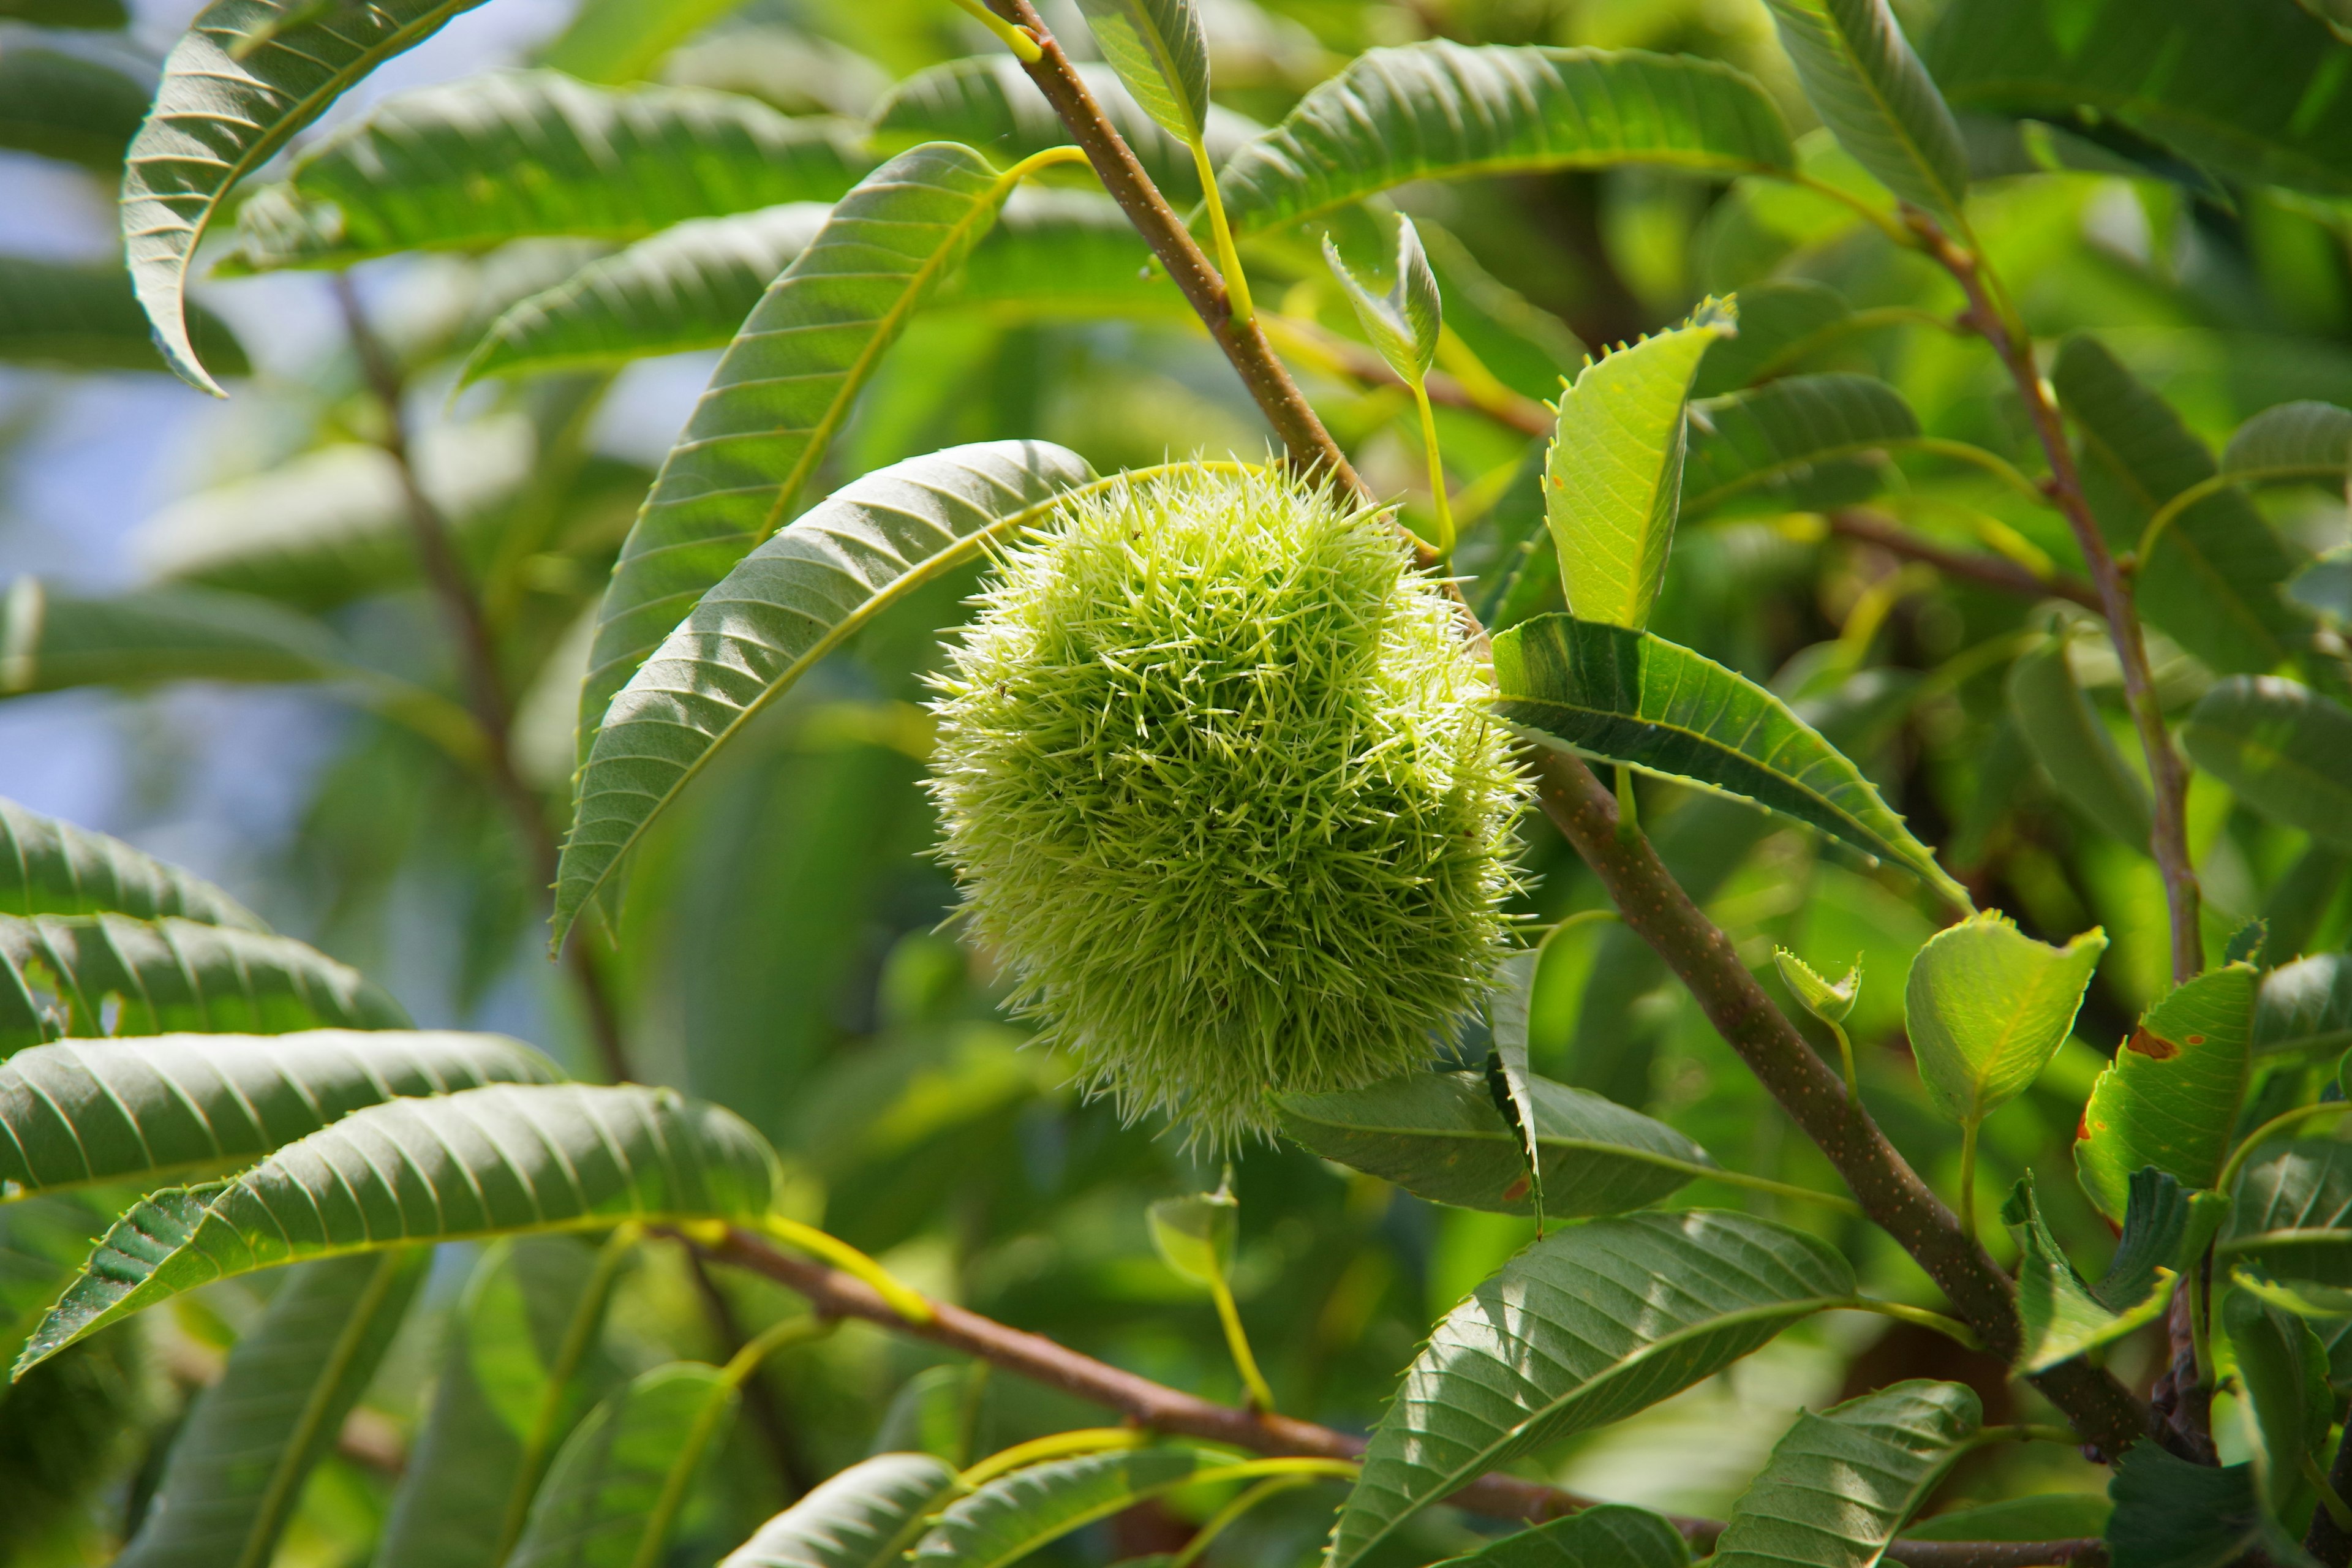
[720,1452,962,1568]
[913,1449,1218,1568]
[1759,0,1969,217]
[1077,0,1212,145]
[0,796,264,927]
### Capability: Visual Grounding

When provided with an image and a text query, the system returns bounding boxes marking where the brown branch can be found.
[1828,510,2100,611]
[709,1230,2105,1568]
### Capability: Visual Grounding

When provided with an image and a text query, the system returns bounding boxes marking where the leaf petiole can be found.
[948,0,1043,60]
[1209,1273,1277,1413]
[1189,140,1254,326]
[1407,377,1455,558]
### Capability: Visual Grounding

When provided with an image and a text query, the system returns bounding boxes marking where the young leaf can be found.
[1689,279,1852,397]
[113,1251,428,1568]
[911,1449,1215,1568]
[0,48,148,172]
[1323,216,1442,385]
[121,0,492,393]
[557,440,1097,945]
[1545,301,1733,628]
[1709,1381,1981,1568]
[1905,911,2106,1126]
[1488,945,1548,1214]
[16,1082,782,1372]
[0,257,249,377]
[1774,949,1860,1025]
[1076,0,1210,146]
[1218,43,1796,236]
[1678,372,1920,518]
[1490,614,1970,907]
[2005,632,2152,848]
[1758,0,1969,217]
[226,72,870,271]
[722,1452,962,1568]
[570,146,1052,800]
[1327,1210,1853,1568]
[2105,1442,2263,1568]
[1147,1188,1237,1287]
[2002,1172,2176,1374]
[1431,1505,1691,1568]
[0,797,263,927]
[2224,400,2352,485]
[1277,1069,1717,1219]
[2076,964,2258,1221]
[2183,677,2352,853]
[0,913,410,1052]
[2225,1288,2334,1516]
[0,1030,559,1197]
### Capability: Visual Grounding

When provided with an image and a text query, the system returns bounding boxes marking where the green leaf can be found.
[2228,1139,2352,1288]
[568,144,1049,809]
[912,1449,1218,1568]
[379,1237,630,1568]
[121,0,492,393]
[0,913,410,1053]
[2291,545,2352,630]
[2184,678,2352,853]
[1759,0,1967,216]
[1926,0,2352,200]
[114,1250,426,1568]
[227,71,870,271]
[0,257,249,377]
[1276,1069,1717,1218]
[2002,1171,2177,1373]
[460,203,829,384]
[2257,953,2352,1057]
[0,1192,111,1370]
[0,48,148,171]
[1545,303,1732,628]
[0,0,126,26]
[2105,1443,2262,1568]
[2224,400,2352,486]
[1490,614,1969,907]
[2101,1168,2229,1310]
[507,1359,746,1568]
[943,189,1169,318]
[1679,372,1920,518]
[540,0,747,84]
[1690,279,1851,397]
[1431,1505,1690,1568]
[721,1452,962,1568]
[2005,631,2152,848]
[1076,0,1210,145]
[2075,964,2258,1221]
[1487,947,1547,1215]
[2225,1287,2334,1515]
[1773,949,1860,1025]
[557,439,1095,944]
[1322,214,1442,385]
[2052,335,2304,677]
[15,1080,781,1371]
[1905,910,2106,1125]
[1709,1381,1980,1568]
[0,581,350,693]
[0,1029,559,1197]
[1327,1210,1853,1568]
[1147,1188,1235,1287]
[0,797,262,927]
[1899,1493,2110,1541]
[1217,43,1795,237]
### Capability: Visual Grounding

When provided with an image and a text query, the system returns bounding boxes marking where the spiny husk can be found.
[927,467,1526,1145]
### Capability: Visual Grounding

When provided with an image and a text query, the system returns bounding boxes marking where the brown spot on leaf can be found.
[2125,1028,2180,1060]
[1501,1176,1532,1202]
[2077,1114,2092,1143]
[2186,1035,2205,1046]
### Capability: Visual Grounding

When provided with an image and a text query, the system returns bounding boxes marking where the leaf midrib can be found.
[1280,1106,1717,1180]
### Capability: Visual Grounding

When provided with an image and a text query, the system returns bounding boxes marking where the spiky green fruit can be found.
[927,469,1526,1145]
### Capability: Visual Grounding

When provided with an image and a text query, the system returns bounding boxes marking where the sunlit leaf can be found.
[2076,964,2258,1221]
[0,797,263,927]
[913,1449,1229,1568]
[1147,1189,1235,1287]
[0,48,148,170]
[722,1452,962,1568]
[1322,214,1442,385]
[1759,0,1967,217]
[1905,910,2105,1126]
[1076,0,1210,145]
[1773,949,1860,1025]
[2224,400,2352,486]
[2005,631,2151,847]
[507,1359,745,1568]
[0,257,248,377]
[1709,1381,1979,1568]
[539,0,747,84]
[2183,677,2352,853]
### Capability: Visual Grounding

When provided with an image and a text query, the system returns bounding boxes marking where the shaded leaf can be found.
[1690,279,1850,397]
[2225,400,2352,486]
[1490,614,1969,906]
[2006,631,2151,847]
[0,581,349,693]
[2291,545,2352,630]
[1759,0,1967,216]
[121,0,493,393]
[0,48,148,171]
[1277,1069,1715,1218]
[2076,964,2258,1221]
[2228,1139,2352,1289]
[0,1028,558,1196]
[1147,1188,1236,1287]
[1328,1210,1853,1568]
[0,913,409,1054]
[1218,42,1795,236]
[0,797,262,927]
[1076,0,1210,145]
[1710,1381,1980,1568]
[2257,952,2352,1056]
[1323,214,1442,385]
[2184,677,2352,853]
[1679,372,1919,517]
[1899,1493,2110,1541]
[0,257,248,377]
[115,1250,426,1568]
[2105,1442,2261,1568]
[0,0,126,24]
[16,1081,781,1370]
[722,1452,963,1568]
[540,0,746,84]
[2225,1287,2334,1515]
[913,1450,1227,1568]
[1487,946,1547,1215]
[1905,910,2106,1125]
[558,440,1095,943]
[1431,1505,1690,1568]
[2101,1167,2229,1311]
[2002,1171,2176,1374]
[507,1360,741,1568]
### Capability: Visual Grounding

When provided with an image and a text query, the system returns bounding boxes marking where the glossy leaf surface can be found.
[2002,1172,2176,1373]
[912,1449,1212,1568]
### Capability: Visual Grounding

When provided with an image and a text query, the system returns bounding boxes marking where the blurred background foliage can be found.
[5,0,2351,1561]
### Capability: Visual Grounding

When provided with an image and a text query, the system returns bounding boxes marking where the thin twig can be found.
[1828,510,2100,609]
[686,1246,821,1498]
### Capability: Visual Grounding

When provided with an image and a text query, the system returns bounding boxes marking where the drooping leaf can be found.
[1487,946,1547,1215]
[113,1250,427,1568]
[0,797,263,927]
[1327,1210,1853,1568]
[1277,1069,1717,1219]
[0,581,349,693]
[16,1081,781,1370]
[2257,953,2352,1057]
[2225,400,2352,486]
[1679,372,1919,517]
[1690,279,1851,397]
[1076,0,1210,145]
[1905,911,2106,1126]
[1545,303,1732,629]
[1709,1380,1980,1568]
[2076,964,2258,1221]
[379,1237,630,1568]
[121,0,494,393]
[506,1359,747,1568]
[1758,0,1967,217]
[2002,1172,2176,1373]
[1926,0,2352,200]
[2183,677,2352,853]
[0,48,148,170]
[2053,334,2304,676]
[912,1449,1227,1568]
[1218,43,1795,237]
[1431,1505,1691,1568]
[0,1029,557,1196]
[538,0,747,84]
[1490,614,1970,907]
[2005,631,2152,847]
[557,440,1096,943]
[227,71,870,271]
[570,146,1050,807]
[0,913,410,1053]
[0,257,248,377]
[2104,1442,2263,1568]
[721,1452,963,1568]
[461,204,831,384]
[2225,1287,2334,1515]
[1323,214,1442,385]
[2228,1139,2352,1289]
[1147,1188,1237,1287]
